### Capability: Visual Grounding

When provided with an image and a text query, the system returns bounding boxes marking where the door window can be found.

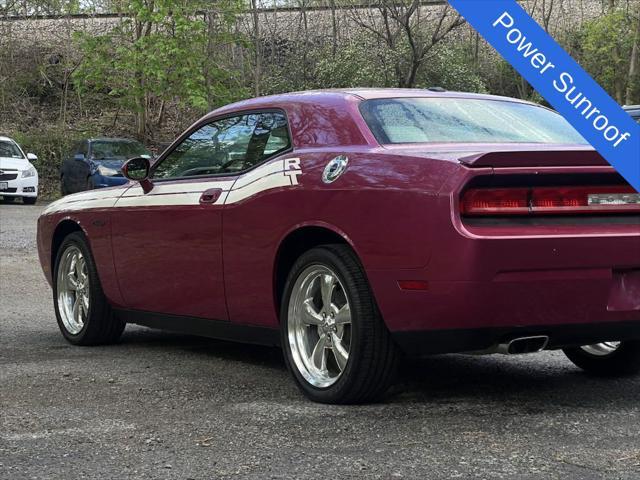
[152,111,290,180]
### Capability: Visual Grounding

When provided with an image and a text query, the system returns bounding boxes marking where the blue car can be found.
[60,138,152,195]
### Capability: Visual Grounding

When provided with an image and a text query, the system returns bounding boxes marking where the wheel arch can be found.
[272,223,360,318]
[51,219,87,275]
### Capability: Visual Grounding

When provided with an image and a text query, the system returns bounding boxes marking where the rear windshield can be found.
[0,140,24,158]
[360,97,588,145]
[91,141,151,161]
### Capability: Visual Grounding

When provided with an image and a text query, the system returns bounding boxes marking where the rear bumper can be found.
[393,321,640,356]
[371,265,640,340]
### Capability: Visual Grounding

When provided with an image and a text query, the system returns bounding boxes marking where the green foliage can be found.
[262,35,487,94]
[577,10,637,102]
[1,0,82,15]
[260,35,397,95]
[417,45,487,93]
[73,0,247,137]
[312,39,398,89]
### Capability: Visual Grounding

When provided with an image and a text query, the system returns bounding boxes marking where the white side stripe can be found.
[232,159,289,190]
[42,189,123,214]
[226,170,294,204]
[115,192,203,207]
[122,180,235,197]
[116,179,236,207]
[43,158,302,214]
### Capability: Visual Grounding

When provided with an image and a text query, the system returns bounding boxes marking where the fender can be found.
[47,211,125,307]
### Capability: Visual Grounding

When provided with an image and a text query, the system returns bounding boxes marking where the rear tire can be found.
[563,341,640,376]
[53,232,125,345]
[280,244,398,404]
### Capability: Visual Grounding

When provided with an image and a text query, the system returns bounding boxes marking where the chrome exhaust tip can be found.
[497,335,550,355]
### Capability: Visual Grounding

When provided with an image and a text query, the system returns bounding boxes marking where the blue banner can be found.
[448,0,640,192]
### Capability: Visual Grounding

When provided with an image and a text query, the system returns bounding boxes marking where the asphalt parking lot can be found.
[1,202,639,480]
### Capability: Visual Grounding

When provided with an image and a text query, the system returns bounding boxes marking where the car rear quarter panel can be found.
[222,149,461,327]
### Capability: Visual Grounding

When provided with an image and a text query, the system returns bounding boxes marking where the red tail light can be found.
[461,186,640,216]
[461,188,529,215]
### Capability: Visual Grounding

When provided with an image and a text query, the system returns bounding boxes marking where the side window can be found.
[152,111,290,180]
[247,112,291,164]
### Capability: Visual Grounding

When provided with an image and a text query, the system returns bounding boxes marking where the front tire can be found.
[53,232,125,345]
[281,245,398,404]
[563,341,640,376]
[23,196,37,205]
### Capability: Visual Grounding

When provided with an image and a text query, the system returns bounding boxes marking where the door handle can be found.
[199,188,223,204]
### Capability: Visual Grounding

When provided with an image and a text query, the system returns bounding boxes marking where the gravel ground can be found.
[1,202,639,480]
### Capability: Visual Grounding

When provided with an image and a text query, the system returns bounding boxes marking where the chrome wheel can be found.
[287,265,352,388]
[581,342,621,357]
[57,246,90,335]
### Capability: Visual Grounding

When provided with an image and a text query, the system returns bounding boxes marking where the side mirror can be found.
[122,156,153,193]
[27,153,38,162]
[74,153,85,161]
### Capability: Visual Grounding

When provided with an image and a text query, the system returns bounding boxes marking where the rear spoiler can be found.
[458,150,610,168]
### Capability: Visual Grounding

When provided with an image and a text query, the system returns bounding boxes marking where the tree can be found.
[627,5,640,104]
[73,0,246,139]
[347,0,465,88]
[0,0,81,15]
[579,9,637,104]
[312,33,397,88]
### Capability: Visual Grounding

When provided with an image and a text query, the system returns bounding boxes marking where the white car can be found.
[0,136,39,205]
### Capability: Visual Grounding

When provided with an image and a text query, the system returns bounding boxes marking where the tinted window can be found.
[153,111,290,179]
[90,140,151,161]
[0,140,24,158]
[360,98,587,145]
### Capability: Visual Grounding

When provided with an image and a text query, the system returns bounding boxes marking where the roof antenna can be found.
[427,86,447,92]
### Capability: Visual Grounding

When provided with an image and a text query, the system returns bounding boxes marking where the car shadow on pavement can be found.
[392,353,640,408]
[119,326,286,370]
[114,326,640,407]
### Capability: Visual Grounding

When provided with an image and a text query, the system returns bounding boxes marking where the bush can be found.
[577,10,637,103]
[312,38,398,89]
[418,44,488,93]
